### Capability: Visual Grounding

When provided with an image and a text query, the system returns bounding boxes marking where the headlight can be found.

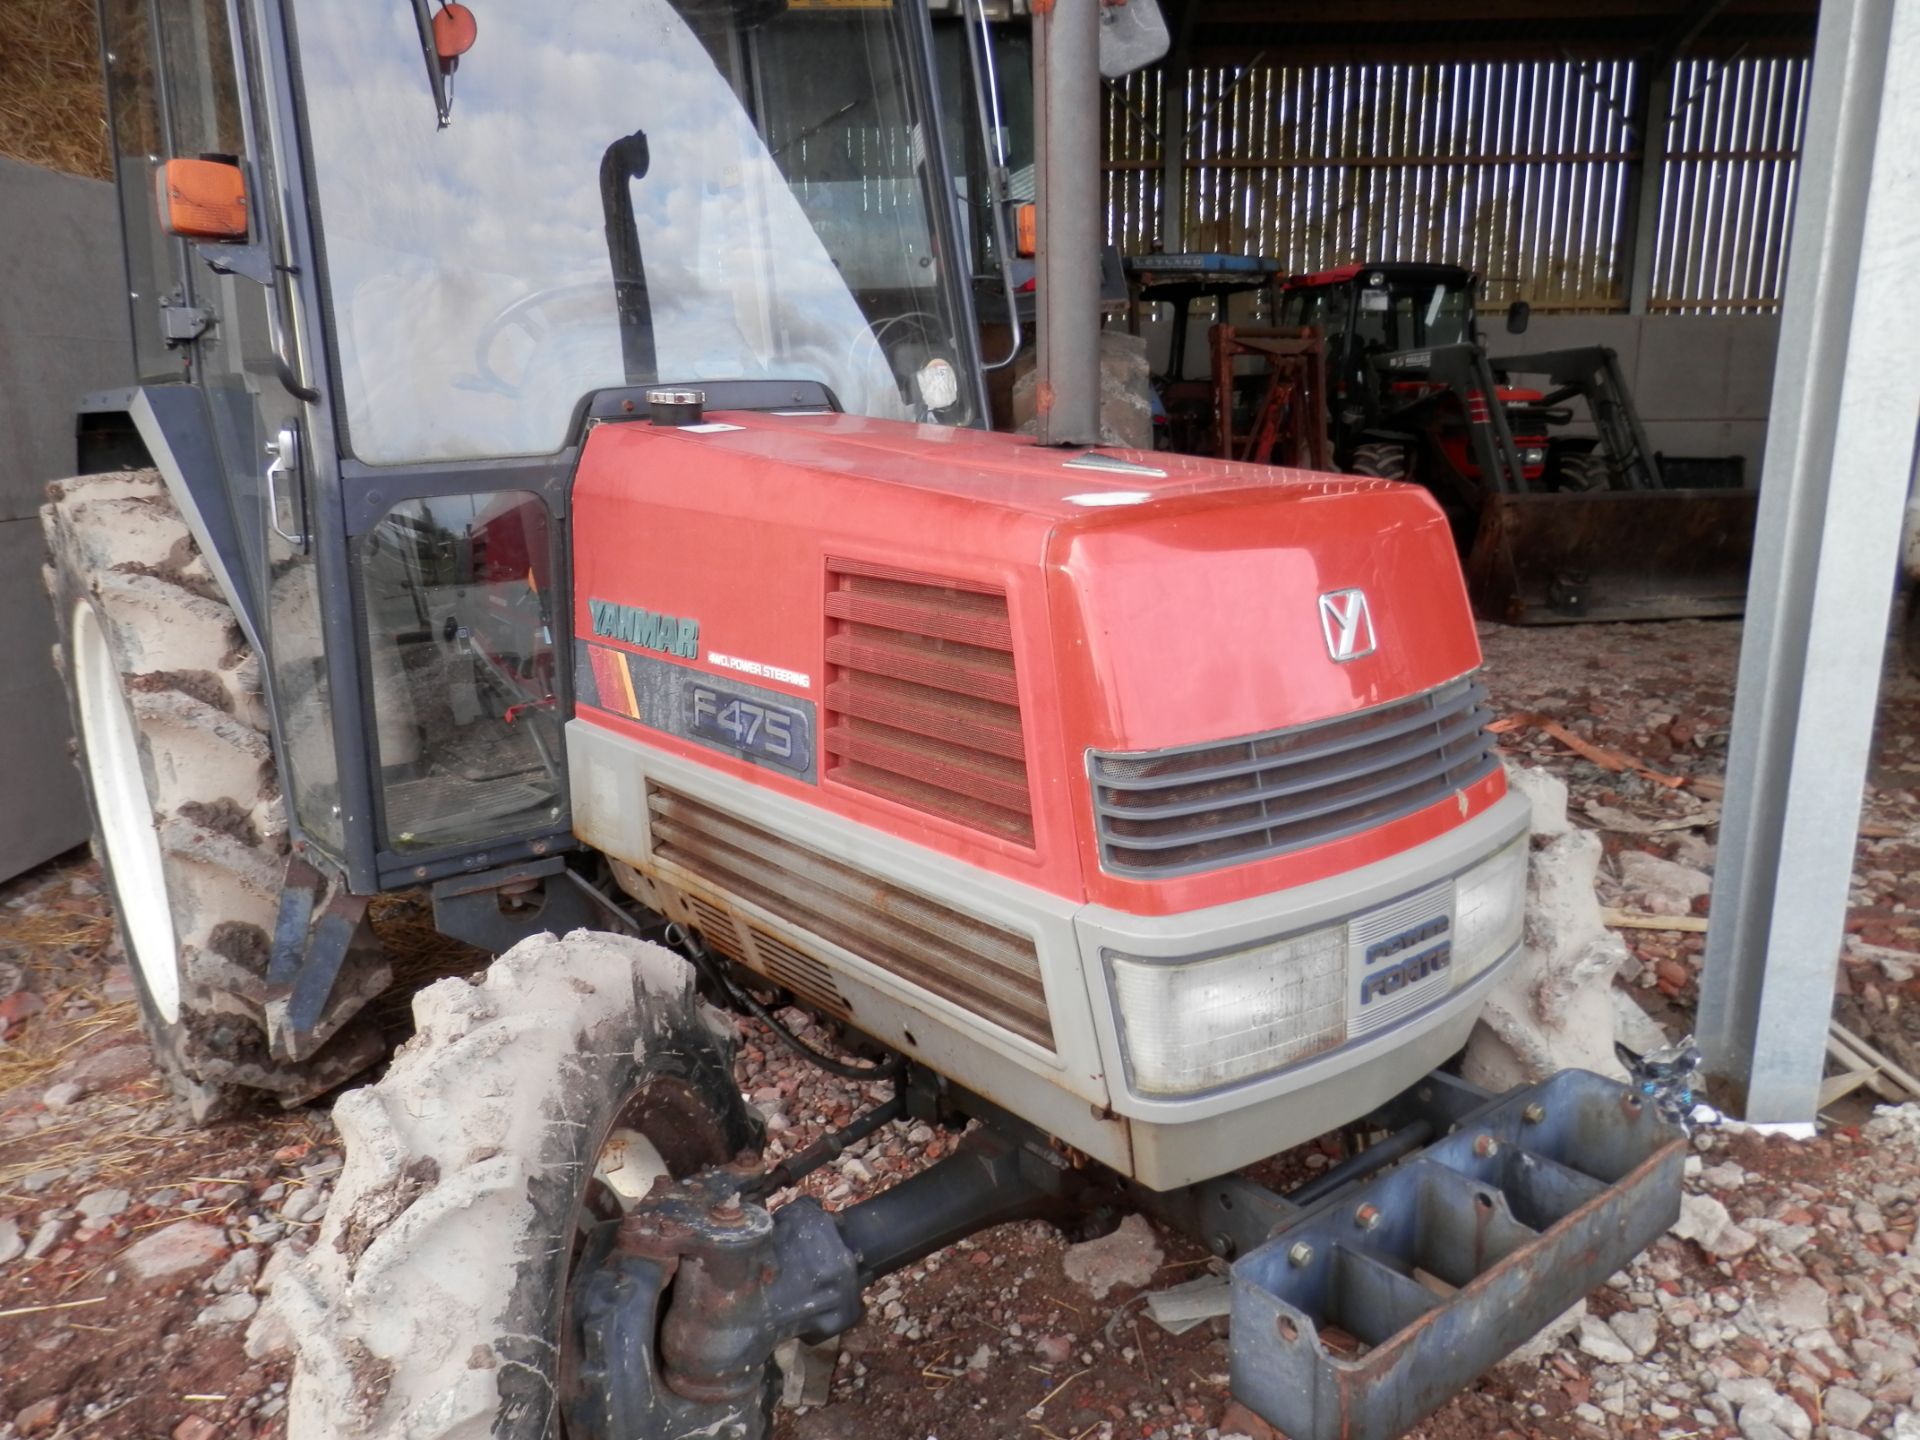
[1520,446,1547,466]
[1106,924,1347,1097]
[1451,836,1529,985]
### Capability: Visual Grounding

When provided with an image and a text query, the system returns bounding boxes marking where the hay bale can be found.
[0,0,111,180]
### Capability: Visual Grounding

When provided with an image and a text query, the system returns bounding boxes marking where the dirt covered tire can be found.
[43,470,377,1120]
[265,930,762,1440]
[1349,441,1409,481]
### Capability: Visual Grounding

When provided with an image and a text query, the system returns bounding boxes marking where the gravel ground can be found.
[2,618,1919,1440]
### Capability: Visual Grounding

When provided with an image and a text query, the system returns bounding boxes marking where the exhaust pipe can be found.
[1033,0,1102,447]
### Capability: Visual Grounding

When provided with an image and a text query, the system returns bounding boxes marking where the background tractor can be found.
[1274,262,1760,623]
[44,2,1683,1437]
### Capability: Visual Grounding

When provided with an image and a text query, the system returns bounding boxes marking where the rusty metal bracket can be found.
[263,854,390,1063]
[1209,323,1331,470]
[429,855,599,955]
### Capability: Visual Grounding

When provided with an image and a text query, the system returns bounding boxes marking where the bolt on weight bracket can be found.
[1226,1069,1686,1440]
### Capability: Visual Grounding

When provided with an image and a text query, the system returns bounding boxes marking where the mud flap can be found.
[1464,489,1757,624]
[1228,1070,1686,1440]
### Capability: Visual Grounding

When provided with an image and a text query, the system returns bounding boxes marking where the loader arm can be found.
[1375,343,1533,496]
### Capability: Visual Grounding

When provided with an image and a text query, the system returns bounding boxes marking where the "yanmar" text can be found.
[588,598,699,660]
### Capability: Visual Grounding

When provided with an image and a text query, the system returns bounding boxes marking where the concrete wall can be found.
[1490,314,1780,485]
[0,157,132,881]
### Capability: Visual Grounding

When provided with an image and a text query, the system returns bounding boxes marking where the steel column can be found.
[1696,0,1920,1124]
[1623,62,1671,315]
[1033,0,1103,446]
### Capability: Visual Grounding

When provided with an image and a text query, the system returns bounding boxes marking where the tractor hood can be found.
[569,411,1498,911]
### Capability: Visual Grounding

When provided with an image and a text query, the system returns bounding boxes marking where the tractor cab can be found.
[91,0,998,893]
[1277,263,1553,495]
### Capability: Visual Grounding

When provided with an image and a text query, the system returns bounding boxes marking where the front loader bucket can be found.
[1464,488,1757,624]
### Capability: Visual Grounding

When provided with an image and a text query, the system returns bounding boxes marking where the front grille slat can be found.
[1097,740,1491,853]
[824,559,1034,845]
[1097,682,1489,791]
[647,785,1053,1048]
[648,794,1040,979]
[825,674,1027,760]
[1093,705,1494,822]
[1089,679,1499,876]
[824,632,1020,706]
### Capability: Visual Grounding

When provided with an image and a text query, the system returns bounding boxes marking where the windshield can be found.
[1352,279,1474,352]
[291,0,976,464]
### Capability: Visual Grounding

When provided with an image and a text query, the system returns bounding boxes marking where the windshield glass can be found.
[1353,279,1474,351]
[291,0,975,464]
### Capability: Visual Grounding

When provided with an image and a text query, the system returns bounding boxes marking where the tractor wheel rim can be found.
[72,600,181,1022]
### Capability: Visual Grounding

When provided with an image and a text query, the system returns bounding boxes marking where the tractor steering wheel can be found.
[847,310,959,418]
[468,283,624,398]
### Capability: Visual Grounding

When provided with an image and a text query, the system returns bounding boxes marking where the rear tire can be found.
[43,470,380,1121]
[1349,442,1410,481]
[268,931,763,1440]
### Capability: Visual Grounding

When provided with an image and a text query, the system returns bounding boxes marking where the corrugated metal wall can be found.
[1105,55,1808,314]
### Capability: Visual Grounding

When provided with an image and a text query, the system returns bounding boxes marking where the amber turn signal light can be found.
[154,157,248,241]
[1015,202,1037,258]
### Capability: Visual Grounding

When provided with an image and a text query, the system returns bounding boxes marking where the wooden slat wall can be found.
[1105,55,1809,314]
[1648,56,1809,313]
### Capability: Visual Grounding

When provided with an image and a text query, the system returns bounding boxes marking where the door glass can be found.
[268,471,347,858]
[359,493,564,852]
[159,0,246,156]
[100,0,182,381]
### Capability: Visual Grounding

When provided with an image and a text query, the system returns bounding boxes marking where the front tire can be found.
[1349,441,1410,481]
[44,470,377,1120]
[1554,451,1610,492]
[269,930,763,1439]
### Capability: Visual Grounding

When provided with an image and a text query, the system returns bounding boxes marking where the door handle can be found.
[265,426,307,547]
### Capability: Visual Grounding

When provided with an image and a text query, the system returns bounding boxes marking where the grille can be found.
[1088,677,1499,875]
[683,895,851,1017]
[648,785,1053,1048]
[823,558,1033,845]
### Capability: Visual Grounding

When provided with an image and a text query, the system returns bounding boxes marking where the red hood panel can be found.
[1048,486,1480,752]
[570,413,1495,911]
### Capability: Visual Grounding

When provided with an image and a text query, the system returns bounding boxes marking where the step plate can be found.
[1230,1070,1686,1440]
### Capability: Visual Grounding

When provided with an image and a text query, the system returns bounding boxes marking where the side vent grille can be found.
[752,936,850,1019]
[823,558,1033,846]
[685,895,850,1018]
[685,896,746,961]
[648,784,1053,1049]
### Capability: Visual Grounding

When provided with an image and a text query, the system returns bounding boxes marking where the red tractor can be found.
[1276,262,1758,622]
[46,4,1682,1438]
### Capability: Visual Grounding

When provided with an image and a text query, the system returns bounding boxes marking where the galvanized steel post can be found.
[1033,0,1103,447]
[1696,0,1920,1124]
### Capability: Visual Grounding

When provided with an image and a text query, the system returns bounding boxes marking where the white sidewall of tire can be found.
[71,596,181,1022]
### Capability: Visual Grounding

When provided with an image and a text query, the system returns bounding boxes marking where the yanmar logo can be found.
[1318,588,1376,662]
[588,598,699,660]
